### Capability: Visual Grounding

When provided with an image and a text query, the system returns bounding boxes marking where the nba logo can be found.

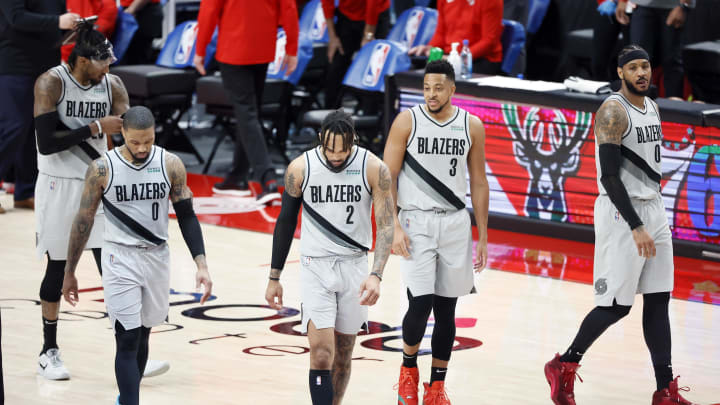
[174,22,199,65]
[109,254,115,263]
[268,30,287,76]
[49,181,55,191]
[310,3,327,40]
[362,43,390,87]
[405,218,410,229]
[402,10,424,48]
[614,211,621,222]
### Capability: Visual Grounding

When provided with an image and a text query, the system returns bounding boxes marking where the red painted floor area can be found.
[186,173,720,305]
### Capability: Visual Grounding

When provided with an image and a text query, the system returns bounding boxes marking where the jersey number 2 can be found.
[346,205,354,224]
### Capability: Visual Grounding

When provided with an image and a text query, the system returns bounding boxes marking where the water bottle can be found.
[460,39,473,80]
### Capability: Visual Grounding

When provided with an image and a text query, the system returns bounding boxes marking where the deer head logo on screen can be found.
[503,105,592,222]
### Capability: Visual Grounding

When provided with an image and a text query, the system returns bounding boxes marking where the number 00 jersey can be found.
[102,146,170,247]
[300,146,373,257]
[37,64,112,180]
[397,105,472,211]
[595,93,662,200]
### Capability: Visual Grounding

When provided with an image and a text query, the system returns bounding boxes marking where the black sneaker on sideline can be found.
[212,178,251,197]
[256,180,281,205]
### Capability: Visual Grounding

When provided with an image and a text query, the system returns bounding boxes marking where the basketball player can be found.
[383,60,489,405]
[32,21,126,380]
[61,106,213,405]
[264,110,394,405]
[544,45,711,405]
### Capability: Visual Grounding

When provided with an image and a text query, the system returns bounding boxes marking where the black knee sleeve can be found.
[600,301,632,319]
[137,327,150,375]
[430,296,458,361]
[402,289,433,346]
[115,321,142,353]
[39,258,66,302]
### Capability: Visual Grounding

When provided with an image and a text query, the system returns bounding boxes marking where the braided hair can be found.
[68,20,113,70]
[319,109,357,153]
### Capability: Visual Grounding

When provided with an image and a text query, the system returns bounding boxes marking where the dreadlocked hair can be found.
[319,109,357,152]
[68,21,109,70]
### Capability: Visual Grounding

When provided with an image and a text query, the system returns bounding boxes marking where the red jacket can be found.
[429,0,503,63]
[196,0,299,65]
[322,0,389,26]
[62,0,118,62]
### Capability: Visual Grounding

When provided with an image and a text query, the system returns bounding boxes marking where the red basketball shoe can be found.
[396,366,419,405]
[652,377,720,405]
[422,381,451,405]
[544,353,582,405]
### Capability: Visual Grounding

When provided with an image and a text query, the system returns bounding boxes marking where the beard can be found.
[624,77,649,96]
[128,148,150,164]
[427,98,450,114]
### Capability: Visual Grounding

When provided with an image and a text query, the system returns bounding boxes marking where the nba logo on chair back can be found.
[174,22,199,65]
[310,4,327,41]
[362,43,390,87]
[402,10,424,48]
[268,30,287,76]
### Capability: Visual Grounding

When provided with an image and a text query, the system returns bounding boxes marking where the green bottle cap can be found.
[428,47,444,62]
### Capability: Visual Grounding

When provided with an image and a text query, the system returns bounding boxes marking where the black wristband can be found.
[370,272,382,281]
[269,276,280,281]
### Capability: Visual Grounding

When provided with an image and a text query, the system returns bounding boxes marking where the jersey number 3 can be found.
[449,158,458,176]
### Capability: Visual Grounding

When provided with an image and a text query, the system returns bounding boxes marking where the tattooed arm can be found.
[62,158,108,305]
[595,100,655,257]
[109,74,130,117]
[355,155,392,307]
[166,152,213,303]
[467,114,489,271]
[368,155,393,278]
[266,156,305,310]
[594,100,627,146]
[382,109,412,258]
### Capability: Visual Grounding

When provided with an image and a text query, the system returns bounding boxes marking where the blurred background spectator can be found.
[409,0,503,74]
[118,0,163,64]
[323,0,391,109]
[194,0,299,201]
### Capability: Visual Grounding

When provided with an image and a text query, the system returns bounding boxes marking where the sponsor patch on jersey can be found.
[345,169,361,176]
[450,125,464,132]
[147,167,161,174]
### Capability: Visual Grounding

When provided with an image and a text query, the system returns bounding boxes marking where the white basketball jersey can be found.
[596,93,662,200]
[300,146,373,257]
[102,146,170,247]
[37,65,112,180]
[398,105,471,211]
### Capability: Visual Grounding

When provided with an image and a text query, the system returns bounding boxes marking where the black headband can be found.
[618,49,649,67]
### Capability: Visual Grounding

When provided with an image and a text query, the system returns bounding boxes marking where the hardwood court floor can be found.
[1,193,719,405]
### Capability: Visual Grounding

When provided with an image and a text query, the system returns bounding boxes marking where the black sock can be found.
[309,369,333,405]
[42,316,58,353]
[559,347,584,364]
[402,351,418,368]
[653,364,673,391]
[429,367,447,385]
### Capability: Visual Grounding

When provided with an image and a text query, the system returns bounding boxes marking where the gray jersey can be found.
[37,65,112,179]
[300,146,373,257]
[595,93,662,200]
[397,105,471,211]
[102,146,170,247]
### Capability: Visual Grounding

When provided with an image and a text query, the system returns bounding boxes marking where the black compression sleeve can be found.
[35,111,92,155]
[173,198,206,258]
[599,143,643,230]
[271,192,302,270]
